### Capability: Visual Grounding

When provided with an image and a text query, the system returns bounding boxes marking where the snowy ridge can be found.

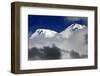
[60,23,86,38]
[30,23,86,39]
[29,29,57,39]
[68,23,86,30]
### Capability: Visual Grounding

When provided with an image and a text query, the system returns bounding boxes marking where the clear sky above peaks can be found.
[28,15,88,37]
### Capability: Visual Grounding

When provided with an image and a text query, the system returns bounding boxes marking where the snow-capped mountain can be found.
[28,23,88,59]
[60,23,86,38]
[29,29,57,39]
[68,23,86,30]
[30,23,86,39]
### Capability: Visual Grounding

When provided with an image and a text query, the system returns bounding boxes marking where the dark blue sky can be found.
[28,15,88,36]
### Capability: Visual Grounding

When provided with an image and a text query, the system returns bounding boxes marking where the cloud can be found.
[28,45,61,60]
[28,45,88,60]
[64,17,87,21]
[63,17,88,26]
[70,50,87,58]
[70,50,80,58]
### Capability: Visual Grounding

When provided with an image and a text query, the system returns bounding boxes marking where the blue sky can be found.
[28,15,88,36]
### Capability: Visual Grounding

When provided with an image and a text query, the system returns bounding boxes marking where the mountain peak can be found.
[60,23,86,38]
[68,23,86,31]
[29,29,57,39]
